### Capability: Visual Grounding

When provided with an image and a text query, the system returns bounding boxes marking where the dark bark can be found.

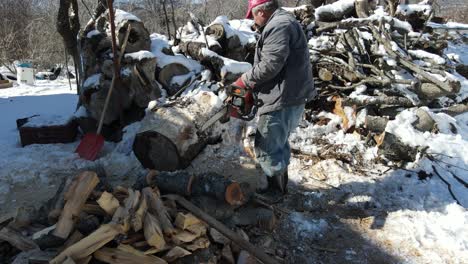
[57,0,81,94]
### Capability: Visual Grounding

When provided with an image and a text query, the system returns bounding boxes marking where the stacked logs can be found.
[77,9,161,139]
[77,3,467,167]
[0,171,277,263]
[297,1,467,162]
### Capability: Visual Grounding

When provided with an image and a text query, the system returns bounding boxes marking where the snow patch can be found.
[124,51,155,61]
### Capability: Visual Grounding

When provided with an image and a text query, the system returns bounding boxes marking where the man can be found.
[233,0,316,194]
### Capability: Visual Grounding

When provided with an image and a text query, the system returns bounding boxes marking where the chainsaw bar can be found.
[201,107,228,132]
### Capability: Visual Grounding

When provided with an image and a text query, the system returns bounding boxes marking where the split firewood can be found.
[171,229,199,244]
[142,187,176,236]
[117,244,144,255]
[185,237,210,251]
[143,212,166,250]
[53,171,100,239]
[94,247,167,264]
[174,213,201,230]
[332,97,354,131]
[131,193,147,232]
[0,226,38,252]
[97,191,120,215]
[112,189,140,232]
[50,223,123,264]
[163,246,192,262]
[186,223,207,237]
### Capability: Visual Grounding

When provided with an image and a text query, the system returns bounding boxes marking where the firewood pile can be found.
[0,171,282,264]
[74,1,467,169]
[290,1,467,163]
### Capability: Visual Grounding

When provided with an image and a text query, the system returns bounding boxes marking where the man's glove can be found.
[232,76,248,90]
[226,76,255,120]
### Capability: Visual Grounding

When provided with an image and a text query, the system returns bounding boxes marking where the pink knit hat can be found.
[245,0,271,19]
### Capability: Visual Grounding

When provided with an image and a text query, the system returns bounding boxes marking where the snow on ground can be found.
[0,78,145,213]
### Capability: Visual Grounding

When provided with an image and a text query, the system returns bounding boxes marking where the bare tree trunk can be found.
[57,0,81,95]
[169,0,178,44]
[161,0,171,40]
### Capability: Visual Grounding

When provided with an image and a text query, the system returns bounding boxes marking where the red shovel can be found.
[76,0,129,161]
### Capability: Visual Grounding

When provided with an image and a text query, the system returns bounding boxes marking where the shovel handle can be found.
[96,20,132,135]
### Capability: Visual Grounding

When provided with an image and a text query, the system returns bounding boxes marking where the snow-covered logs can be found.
[78,10,161,136]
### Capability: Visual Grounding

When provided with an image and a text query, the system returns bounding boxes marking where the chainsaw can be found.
[201,84,263,131]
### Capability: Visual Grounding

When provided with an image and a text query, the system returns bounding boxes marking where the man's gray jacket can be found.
[242,9,316,115]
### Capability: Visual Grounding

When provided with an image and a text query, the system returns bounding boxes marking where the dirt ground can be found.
[1,140,405,264]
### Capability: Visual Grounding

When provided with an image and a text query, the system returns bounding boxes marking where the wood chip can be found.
[185,223,207,237]
[185,237,210,251]
[172,229,199,244]
[97,191,120,215]
[174,212,201,230]
[163,246,191,262]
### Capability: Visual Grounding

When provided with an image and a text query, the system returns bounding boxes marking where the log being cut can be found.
[133,91,224,171]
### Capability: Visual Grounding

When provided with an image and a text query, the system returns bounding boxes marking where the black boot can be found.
[273,171,288,194]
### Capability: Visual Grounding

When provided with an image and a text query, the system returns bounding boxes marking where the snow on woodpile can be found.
[314,0,356,21]
[150,33,202,72]
[124,50,156,61]
[208,16,257,46]
[201,48,252,77]
[396,4,432,16]
[114,9,141,24]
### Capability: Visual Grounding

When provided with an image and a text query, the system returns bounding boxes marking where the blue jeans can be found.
[255,104,305,177]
